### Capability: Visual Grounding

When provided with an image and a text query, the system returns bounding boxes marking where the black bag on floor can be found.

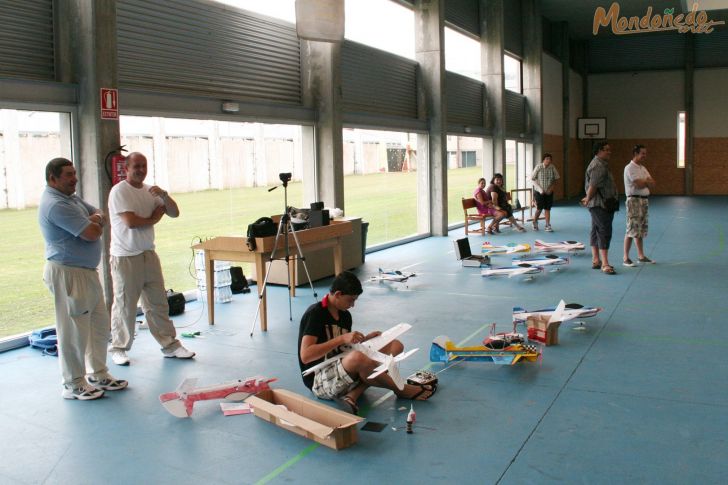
[167,289,186,316]
[230,266,251,294]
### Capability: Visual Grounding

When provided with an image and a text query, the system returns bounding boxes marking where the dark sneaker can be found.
[623,259,636,267]
[638,257,655,264]
[62,384,104,400]
[88,375,129,391]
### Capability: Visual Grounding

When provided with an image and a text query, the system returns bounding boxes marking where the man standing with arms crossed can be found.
[108,152,194,365]
[39,158,128,400]
[623,144,656,266]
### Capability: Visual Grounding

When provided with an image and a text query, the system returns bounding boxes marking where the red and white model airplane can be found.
[160,376,276,418]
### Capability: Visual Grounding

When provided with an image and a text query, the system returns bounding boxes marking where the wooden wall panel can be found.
[694,137,728,195]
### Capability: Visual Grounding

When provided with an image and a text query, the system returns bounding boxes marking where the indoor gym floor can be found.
[1,195,726,485]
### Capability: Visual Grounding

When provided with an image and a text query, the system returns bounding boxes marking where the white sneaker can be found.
[516,225,526,233]
[110,349,130,366]
[163,345,195,359]
[62,383,104,400]
[545,224,553,232]
[88,374,129,391]
[532,221,539,231]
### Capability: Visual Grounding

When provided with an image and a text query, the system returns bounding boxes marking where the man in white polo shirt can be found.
[623,144,656,267]
[108,152,194,365]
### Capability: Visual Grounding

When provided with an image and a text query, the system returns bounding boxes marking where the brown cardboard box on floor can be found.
[526,314,561,346]
[245,389,364,450]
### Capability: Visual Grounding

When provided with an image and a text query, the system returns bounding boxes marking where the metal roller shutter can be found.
[504,0,523,57]
[117,0,302,105]
[341,41,418,119]
[446,71,484,127]
[695,29,728,68]
[588,33,686,73]
[0,0,54,81]
[445,0,480,36]
[505,90,526,136]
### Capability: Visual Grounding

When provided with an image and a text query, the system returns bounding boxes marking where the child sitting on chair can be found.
[297,271,436,415]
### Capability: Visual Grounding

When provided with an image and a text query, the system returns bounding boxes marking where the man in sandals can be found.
[298,272,435,415]
[623,144,656,267]
[581,141,619,275]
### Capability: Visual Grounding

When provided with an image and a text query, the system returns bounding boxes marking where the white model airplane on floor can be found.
[481,242,531,255]
[481,263,543,278]
[159,376,276,417]
[512,254,569,268]
[534,240,585,253]
[301,323,418,390]
[369,268,417,284]
[512,300,603,324]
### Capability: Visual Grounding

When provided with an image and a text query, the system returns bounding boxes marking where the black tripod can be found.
[250,173,318,337]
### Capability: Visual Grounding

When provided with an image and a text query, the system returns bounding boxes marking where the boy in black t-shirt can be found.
[298,271,435,415]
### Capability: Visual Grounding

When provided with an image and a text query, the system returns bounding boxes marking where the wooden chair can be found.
[462,198,488,235]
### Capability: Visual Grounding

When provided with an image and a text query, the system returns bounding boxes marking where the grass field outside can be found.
[0,167,482,338]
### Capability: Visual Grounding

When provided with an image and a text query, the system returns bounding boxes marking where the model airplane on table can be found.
[513,254,569,269]
[481,242,531,255]
[430,335,540,365]
[512,301,603,324]
[481,263,543,278]
[370,268,417,284]
[534,239,585,253]
[302,323,418,390]
[159,376,276,418]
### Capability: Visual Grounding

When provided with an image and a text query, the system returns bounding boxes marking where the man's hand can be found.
[150,204,166,224]
[362,331,382,342]
[341,331,365,345]
[149,186,168,200]
[88,212,105,227]
[580,196,589,206]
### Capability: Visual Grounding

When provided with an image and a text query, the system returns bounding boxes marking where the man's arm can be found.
[300,331,363,364]
[118,205,166,229]
[531,166,543,193]
[580,185,598,206]
[149,186,180,218]
[79,210,106,241]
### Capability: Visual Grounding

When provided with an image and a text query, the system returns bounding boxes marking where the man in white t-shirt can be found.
[108,152,194,365]
[623,144,656,267]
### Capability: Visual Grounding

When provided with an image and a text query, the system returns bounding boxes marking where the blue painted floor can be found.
[1,196,726,484]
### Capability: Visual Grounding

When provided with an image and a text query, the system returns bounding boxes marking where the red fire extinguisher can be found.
[105,145,127,185]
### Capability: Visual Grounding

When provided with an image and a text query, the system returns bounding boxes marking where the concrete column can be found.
[684,33,694,196]
[558,21,571,197]
[55,0,120,304]
[415,0,447,236]
[522,0,542,173]
[480,0,506,176]
[301,41,344,210]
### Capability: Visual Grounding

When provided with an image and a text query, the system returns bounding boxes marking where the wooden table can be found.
[192,220,353,331]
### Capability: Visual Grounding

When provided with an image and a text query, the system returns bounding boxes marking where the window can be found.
[447,135,486,227]
[504,54,522,93]
[445,27,481,81]
[677,111,686,168]
[343,128,427,246]
[345,0,415,59]
[0,109,74,339]
[119,115,308,296]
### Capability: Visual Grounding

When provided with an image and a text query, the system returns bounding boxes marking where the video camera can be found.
[279,172,292,183]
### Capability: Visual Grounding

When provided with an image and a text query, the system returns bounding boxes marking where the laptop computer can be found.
[453,238,490,267]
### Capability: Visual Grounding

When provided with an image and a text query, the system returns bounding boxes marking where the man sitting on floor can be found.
[298,271,435,415]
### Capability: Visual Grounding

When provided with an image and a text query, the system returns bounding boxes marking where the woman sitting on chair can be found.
[485,174,526,233]
[474,178,506,235]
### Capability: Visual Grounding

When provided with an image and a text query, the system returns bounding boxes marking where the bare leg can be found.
[544,209,551,226]
[623,236,633,261]
[599,248,610,269]
[592,246,600,266]
[533,209,542,222]
[635,237,646,259]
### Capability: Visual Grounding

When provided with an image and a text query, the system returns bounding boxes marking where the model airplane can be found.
[301,323,418,390]
[534,239,585,253]
[430,335,540,365]
[370,268,417,284]
[512,254,569,269]
[512,301,603,324]
[482,322,526,349]
[481,263,543,278]
[481,242,531,255]
[159,376,276,418]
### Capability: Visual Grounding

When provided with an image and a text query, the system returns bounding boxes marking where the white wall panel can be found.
[694,68,728,137]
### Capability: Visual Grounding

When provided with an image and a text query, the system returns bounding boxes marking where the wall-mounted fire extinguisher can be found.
[105,145,127,185]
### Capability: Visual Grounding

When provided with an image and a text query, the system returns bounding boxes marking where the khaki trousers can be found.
[110,251,179,353]
[43,261,110,388]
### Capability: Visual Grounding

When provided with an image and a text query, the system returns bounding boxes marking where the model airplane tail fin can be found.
[429,336,450,362]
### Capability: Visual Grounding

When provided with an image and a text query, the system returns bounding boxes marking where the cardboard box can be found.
[245,389,363,450]
[526,315,561,346]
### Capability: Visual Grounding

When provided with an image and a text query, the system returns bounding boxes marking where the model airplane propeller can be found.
[512,300,603,325]
[481,263,543,278]
[302,323,418,390]
[533,239,585,253]
[159,376,276,418]
[481,242,531,255]
[513,254,569,270]
[370,268,417,284]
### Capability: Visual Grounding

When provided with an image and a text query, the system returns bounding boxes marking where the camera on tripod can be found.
[279,172,292,183]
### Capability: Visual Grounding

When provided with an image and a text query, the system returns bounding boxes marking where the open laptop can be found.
[453,238,490,267]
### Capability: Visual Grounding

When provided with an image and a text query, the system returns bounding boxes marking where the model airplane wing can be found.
[302,323,413,376]
[367,348,419,389]
[508,264,540,278]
